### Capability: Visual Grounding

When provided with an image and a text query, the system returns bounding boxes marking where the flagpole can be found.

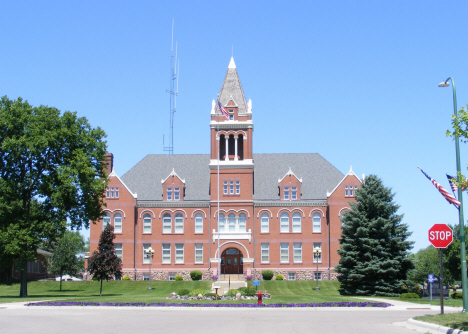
[217,95,221,287]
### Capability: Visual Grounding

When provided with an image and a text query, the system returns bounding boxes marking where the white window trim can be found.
[195,214,203,233]
[195,243,203,263]
[280,243,289,263]
[175,244,184,263]
[261,243,269,263]
[162,244,171,264]
[143,214,152,234]
[261,213,269,233]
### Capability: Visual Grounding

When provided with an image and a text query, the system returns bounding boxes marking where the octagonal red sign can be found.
[428,224,453,248]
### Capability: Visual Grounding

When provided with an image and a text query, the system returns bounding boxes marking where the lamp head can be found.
[438,81,449,87]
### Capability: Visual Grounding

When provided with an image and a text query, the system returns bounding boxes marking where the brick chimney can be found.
[104,152,114,177]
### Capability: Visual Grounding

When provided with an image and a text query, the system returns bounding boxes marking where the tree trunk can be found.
[100,279,103,296]
[60,273,63,291]
[20,261,28,297]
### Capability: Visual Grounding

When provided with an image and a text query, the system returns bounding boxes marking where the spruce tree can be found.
[88,224,122,296]
[336,175,413,296]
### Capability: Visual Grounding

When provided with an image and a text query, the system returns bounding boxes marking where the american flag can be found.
[217,101,229,120]
[447,174,458,195]
[419,167,460,208]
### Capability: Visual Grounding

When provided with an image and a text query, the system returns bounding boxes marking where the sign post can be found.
[428,224,453,315]
[428,274,434,302]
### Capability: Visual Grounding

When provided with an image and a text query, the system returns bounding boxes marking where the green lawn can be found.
[0,280,375,305]
[414,313,468,331]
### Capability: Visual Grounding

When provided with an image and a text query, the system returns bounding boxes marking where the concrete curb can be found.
[408,318,468,334]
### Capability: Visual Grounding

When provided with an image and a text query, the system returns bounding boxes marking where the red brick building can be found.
[90,57,362,281]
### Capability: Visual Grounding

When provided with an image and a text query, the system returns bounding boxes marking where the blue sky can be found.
[1,1,468,252]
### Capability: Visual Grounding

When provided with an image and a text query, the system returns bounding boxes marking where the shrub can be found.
[122,275,131,280]
[400,293,419,299]
[275,274,284,280]
[237,286,256,296]
[91,275,99,281]
[174,275,183,281]
[225,289,238,297]
[189,288,205,297]
[452,292,463,299]
[205,292,216,297]
[178,288,191,296]
[262,270,274,280]
[190,270,203,281]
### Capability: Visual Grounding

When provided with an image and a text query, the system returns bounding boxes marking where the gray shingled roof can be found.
[121,154,344,202]
[218,59,248,114]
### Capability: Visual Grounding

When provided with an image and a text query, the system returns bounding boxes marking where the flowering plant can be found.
[245,276,252,280]
[211,276,218,280]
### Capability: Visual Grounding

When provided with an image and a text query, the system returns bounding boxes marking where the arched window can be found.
[228,134,235,156]
[280,213,289,233]
[228,213,236,232]
[114,213,122,233]
[238,134,244,160]
[313,212,321,233]
[163,213,172,233]
[239,213,246,232]
[220,134,226,160]
[195,213,203,233]
[175,213,184,233]
[218,213,225,232]
[103,213,111,231]
[261,213,269,233]
[143,213,152,233]
[292,212,301,233]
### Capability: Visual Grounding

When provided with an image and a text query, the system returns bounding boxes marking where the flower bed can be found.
[26,301,392,308]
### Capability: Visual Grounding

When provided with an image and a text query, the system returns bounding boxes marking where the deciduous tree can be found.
[0,96,108,297]
[50,230,85,291]
[335,175,414,296]
[88,224,122,296]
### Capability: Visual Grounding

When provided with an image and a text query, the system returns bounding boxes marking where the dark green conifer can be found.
[336,175,413,296]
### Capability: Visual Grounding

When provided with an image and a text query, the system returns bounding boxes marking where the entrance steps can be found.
[211,274,246,295]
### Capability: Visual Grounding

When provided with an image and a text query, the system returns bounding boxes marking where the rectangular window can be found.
[236,181,240,194]
[229,114,233,120]
[284,187,289,200]
[223,181,228,194]
[115,187,119,198]
[162,244,171,263]
[174,187,180,200]
[143,273,150,281]
[313,242,322,262]
[261,243,269,263]
[195,243,203,263]
[288,272,296,281]
[143,244,151,264]
[280,243,289,263]
[291,187,297,200]
[314,272,322,280]
[345,186,349,197]
[163,216,171,233]
[110,187,114,198]
[175,244,184,263]
[106,188,110,198]
[167,187,172,200]
[293,243,302,263]
[230,181,234,194]
[168,273,176,281]
[114,243,123,260]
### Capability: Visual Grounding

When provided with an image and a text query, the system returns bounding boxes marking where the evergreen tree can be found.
[50,230,85,291]
[336,175,414,296]
[88,224,122,296]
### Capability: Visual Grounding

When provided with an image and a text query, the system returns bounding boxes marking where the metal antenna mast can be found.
[164,19,179,154]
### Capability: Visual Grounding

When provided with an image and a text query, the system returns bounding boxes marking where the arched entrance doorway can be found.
[221,248,243,274]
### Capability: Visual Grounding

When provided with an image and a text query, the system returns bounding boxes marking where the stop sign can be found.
[428,224,453,248]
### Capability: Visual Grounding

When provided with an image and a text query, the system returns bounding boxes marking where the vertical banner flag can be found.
[419,167,460,208]
[218,101,229,120]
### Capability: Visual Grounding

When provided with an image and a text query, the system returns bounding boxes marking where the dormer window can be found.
[345,185,358,197]
[291,187,297,200]
[174,187,180,200]
[278,168,302,201]
[161,169,185,202]
[167,187,172,200]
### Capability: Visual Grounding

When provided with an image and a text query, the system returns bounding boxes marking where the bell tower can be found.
[209,57,254,202]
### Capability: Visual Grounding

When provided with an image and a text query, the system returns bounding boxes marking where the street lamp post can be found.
[145,247,155,291]
[313,247,322,291]
[439,77,468,312]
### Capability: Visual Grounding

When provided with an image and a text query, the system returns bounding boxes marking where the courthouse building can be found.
[89,57,362,281]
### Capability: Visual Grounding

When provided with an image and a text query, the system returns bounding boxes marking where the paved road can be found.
[0,300,462,334]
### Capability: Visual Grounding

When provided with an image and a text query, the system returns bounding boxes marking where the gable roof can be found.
[326,166,363,197]
[218,57,249,115]
[121,153,344,201]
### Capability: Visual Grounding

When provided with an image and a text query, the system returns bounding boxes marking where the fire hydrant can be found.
[256,290,264,304]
